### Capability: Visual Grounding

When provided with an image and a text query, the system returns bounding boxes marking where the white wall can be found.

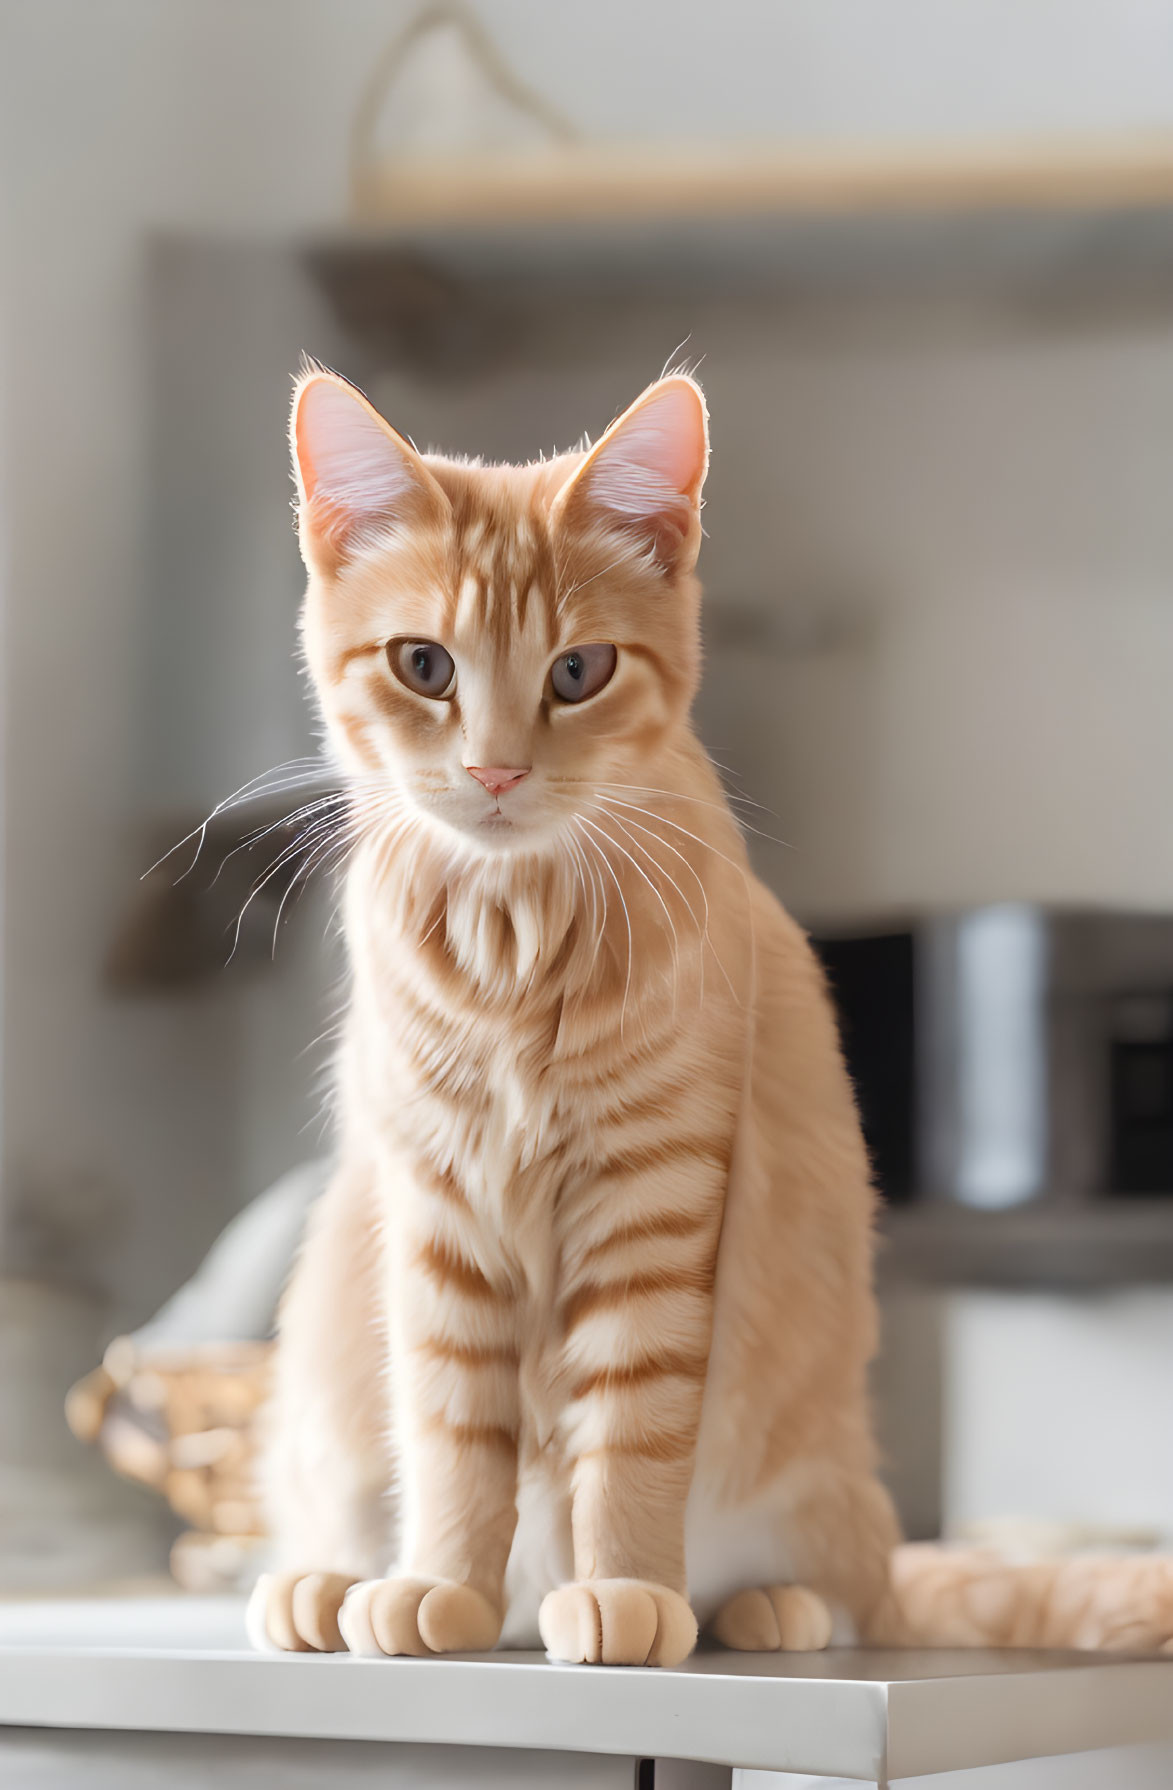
[943,1289,1173,1542]
[696,321,1173,924]
[0,1,410,1315]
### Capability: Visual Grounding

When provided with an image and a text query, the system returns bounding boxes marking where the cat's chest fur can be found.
[353,898,589,1169]
[342,840,744,1352]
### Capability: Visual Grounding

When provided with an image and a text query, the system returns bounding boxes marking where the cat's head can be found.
[292,367,709,858]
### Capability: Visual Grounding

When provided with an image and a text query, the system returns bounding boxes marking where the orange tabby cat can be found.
[247,367,1173,1665]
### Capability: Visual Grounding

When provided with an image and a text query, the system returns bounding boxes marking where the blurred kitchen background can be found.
[1,0,1172,1593]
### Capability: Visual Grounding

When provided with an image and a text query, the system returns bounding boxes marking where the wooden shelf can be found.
[303,138,1173,366]
[350,135,1173,231]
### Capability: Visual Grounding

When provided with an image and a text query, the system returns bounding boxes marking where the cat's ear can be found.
[554,376,709,577]
[290,367,447,571]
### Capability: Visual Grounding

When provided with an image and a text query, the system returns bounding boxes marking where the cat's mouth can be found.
[410,782,564,855]
[466,800,568,856]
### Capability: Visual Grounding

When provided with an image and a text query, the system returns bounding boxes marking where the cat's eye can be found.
[388,639,456,701]
[550,643,617,704]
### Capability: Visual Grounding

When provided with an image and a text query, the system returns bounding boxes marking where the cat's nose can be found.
[466,765,531,797]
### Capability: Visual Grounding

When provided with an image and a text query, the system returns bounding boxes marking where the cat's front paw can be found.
[247,1572,356,1653]
[339,1577,502,1657]
[539,1579,697,1667]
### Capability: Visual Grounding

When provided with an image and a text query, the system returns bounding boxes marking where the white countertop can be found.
[1,1597,1172,1781]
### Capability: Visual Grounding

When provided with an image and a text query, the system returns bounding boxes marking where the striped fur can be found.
[249,371,1173,1666]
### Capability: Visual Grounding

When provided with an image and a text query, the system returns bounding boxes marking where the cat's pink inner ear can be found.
[291,373,432,563]
[563,377,710,574]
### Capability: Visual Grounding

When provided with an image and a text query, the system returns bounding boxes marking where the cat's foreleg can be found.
[248,1163,393,1653]
[539,1160,725,1667]
[340,1164,522,1657]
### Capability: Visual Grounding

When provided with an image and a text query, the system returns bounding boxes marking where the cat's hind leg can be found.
[709,1584,833,1651]
[695,1464,901,1654]
[248,1162,393,1653]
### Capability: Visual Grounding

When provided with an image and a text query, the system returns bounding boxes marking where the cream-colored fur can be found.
[248,369,1173,1666]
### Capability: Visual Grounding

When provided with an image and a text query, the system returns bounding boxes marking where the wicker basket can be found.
[66,1339,272,1591]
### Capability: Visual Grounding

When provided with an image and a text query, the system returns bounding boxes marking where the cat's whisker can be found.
[703,752,779,819]
[593,781,791,848]
[270,819,366,957]
[145,756,339,882]
[598,802,713,942]
[230,827,341,959]
[603,808,736,1006]
[601,807,704,943]
[227,800,381,963]
[596,795,752,885]
[212,791,351,886]
[584,811,685,1016]
[577,829,608,982]
[597,797,749,1006]
[562,829,589,930]
[562,833,592,964]
[556,777,726,810]
[573,820,627,1028]
[566,826,606,983]
[560,776,767,823]
[582,833,607,971]
[579,816,660,1034]
[577,822,614,1001]
[291,800,413,939]
[301,817,378,904]
[297,1012,348,1063]
[597,804,710,1008]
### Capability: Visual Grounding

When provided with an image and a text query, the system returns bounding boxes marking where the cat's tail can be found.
[863,1542,1173,1652]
